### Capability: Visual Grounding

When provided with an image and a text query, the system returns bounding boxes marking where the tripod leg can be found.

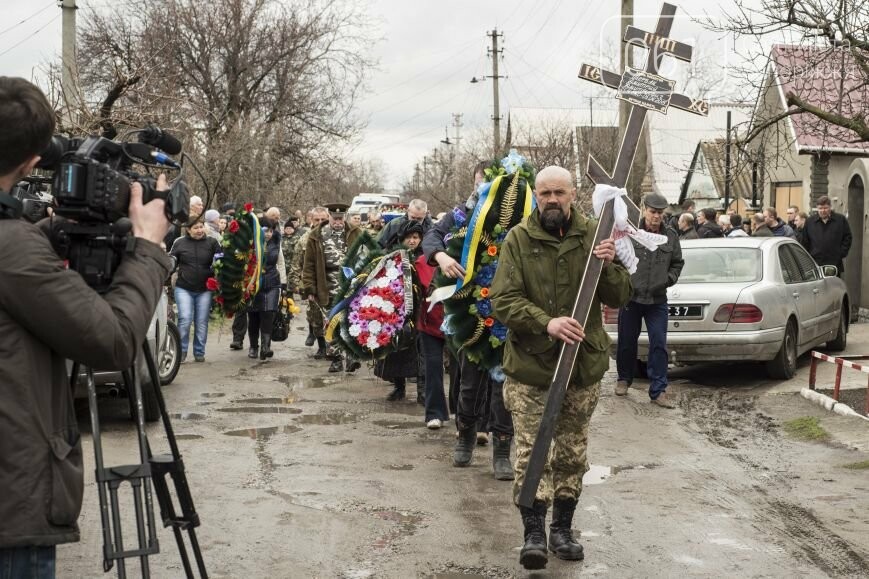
[108,481,127,579]
[85,368,115,574]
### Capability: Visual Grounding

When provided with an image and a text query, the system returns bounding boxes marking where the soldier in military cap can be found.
[302,202,363,372]
[614,192,684,408]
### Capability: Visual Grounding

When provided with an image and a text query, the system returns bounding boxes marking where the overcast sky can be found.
[2,0,773,189]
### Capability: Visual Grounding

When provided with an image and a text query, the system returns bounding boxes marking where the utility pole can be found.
[619,0,633,142]
[724,110,732,212]
[488,29,504,157]
[451,113,464,149]
[60,0,79,129]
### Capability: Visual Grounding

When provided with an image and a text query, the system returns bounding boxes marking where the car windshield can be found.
[679,247,762,283]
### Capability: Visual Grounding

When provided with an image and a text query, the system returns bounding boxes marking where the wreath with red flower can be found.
[208,203,264,317]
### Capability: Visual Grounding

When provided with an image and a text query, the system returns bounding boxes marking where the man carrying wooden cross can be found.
[491,166,632,570]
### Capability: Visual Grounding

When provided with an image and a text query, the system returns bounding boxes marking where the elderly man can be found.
[203,209,222,242]
[615,193,684,408]
[265,206,281,227]
[366,210,384,232]
[718,214,747,238]
[491,166,632,570]
[303,203,363,372]
[801,196,852,277]
[378,199,432,248]
[291,207,329,353]
[752,213,773,236]
[677,213,698,240]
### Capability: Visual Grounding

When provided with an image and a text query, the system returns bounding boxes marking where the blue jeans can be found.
[174,287,212,357]
[0,546,56,579]
[616,301,669,400]
[419,332,450,422]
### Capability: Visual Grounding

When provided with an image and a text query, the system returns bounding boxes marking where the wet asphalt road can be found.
[59,317,869,578]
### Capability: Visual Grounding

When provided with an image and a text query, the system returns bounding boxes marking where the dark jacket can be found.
[770,218,796,238]
[678,227,699,240]
[170,234,220,292]
[753,224,774,237]
[378,214,433,249]
[696,220,724,239]
[0,218,169,548]
[261,232,285,292]
[302,224,362,306]
[630,221,684,305]
[422,209,456,265]
[491,209,633,388]
[801,212,852,272]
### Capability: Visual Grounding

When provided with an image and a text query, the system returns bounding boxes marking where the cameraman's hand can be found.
[130,175,171,245]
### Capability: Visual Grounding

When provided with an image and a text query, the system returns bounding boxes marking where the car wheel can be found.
[159,321,182,385]
[826,306,848,352]
[766,320,798,380]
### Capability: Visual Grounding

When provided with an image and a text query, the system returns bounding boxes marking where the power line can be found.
[0,1,55,38]
[0,13,61,58]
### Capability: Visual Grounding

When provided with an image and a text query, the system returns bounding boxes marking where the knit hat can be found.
[204,209,220,224]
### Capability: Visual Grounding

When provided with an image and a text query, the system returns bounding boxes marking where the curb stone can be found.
[800,388,869,421]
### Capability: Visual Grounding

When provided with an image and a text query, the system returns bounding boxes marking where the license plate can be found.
[668,305,701,318]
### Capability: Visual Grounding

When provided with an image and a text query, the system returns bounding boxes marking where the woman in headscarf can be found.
[247,223,286,360]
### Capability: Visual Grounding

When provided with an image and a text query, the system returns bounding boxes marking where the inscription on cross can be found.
[517,2,709,508]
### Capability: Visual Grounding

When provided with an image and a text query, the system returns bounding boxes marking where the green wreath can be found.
[209,203,264,317]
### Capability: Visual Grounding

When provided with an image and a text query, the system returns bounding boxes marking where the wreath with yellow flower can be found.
[433,150,536,374]
[208,203,265,318]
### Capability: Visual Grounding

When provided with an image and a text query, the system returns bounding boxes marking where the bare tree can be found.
[59,0,377,211]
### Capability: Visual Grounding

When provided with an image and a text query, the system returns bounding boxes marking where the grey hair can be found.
[679,212,694,225]
[408,199,428,212]
[535,166,573,188]
[718,214,731,227]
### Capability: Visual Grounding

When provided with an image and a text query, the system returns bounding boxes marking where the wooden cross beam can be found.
[518,2,709,509]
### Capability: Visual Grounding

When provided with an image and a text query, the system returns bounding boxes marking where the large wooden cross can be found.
[518,2,709,508]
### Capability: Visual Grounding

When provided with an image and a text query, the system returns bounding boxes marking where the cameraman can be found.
[0,77,171,577]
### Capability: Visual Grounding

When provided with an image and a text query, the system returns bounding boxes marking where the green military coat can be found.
[491,209,632,388]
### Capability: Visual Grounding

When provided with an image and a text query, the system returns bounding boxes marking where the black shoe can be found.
[492,434,515,481]
[304,329,315,347]
[520,500,549,570]
[260,336,272,360]
[453,428,476,467]
[313,346,328,360]
[248,347,259,359]
[229,341,243,350]
[416,390,424,405]
[328,359,343,373]
[345,359,361,373]
[549,497,584,561]
[386,386,405,401]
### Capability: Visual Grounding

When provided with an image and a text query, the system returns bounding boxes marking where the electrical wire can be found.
[0,1,55,38]
[0,13,61,58]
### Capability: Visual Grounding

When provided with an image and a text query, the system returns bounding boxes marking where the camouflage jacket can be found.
[491,209,632,388]
[302,224,362,306]
[281,230,303,290]
[289,229,311,294]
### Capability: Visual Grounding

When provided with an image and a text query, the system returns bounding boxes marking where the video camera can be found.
[30,126,191,291]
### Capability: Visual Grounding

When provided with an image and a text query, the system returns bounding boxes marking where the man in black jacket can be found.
[378,199,432,248]
[615,193,684,408]
[801,196,852,276]
[695,208,724,238]
[0,77,171,576]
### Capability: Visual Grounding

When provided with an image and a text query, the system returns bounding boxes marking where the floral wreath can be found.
[432,150,536,375]
[208,203,264,318]
[325,232,418,360]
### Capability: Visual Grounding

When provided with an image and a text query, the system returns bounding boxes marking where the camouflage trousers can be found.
[306,301,325,338]
[504,379,601,507]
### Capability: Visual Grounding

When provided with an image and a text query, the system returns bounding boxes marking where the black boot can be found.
[386,384,405,401]
[328,358,343,373]
[313,346,328,359]
[260,335,272,360]
[305,325,315,347]
[519,500,548,570]
[549,497,584,561]
[345,358,361,373]
[229,341,243,350]
[492,434,515,481]
[453,427,476,467]
[248,346,259,359]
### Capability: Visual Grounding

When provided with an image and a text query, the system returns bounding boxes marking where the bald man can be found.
[491,165,632,570]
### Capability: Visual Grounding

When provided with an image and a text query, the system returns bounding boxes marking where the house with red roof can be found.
[751,44,869,313]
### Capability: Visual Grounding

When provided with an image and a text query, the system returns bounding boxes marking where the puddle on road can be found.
[372,420,419,430]
[223,425,302,439]
[584,463,659,485]
[279,375,340,390]
[197,401,216,406]
[373,402,420,416]
[175,434,204,440]
[371,510,426,550]
[170,412,207,421]
[200,392,226,398]
[384,464,414,471]
[295,412,361,425]
[231,397,296,405]
[324,439,353,446]
[217,406,303,415]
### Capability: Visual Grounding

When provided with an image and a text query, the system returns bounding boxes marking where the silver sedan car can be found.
[604,237,849,379]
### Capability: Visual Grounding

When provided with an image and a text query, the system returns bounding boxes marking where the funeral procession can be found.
[3,1,869,578]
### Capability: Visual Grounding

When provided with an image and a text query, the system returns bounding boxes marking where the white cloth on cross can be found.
[592,184,668,274]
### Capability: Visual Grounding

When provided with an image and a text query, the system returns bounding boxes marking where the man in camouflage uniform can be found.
[292,207,328,354]
[491,166,632,571]
[302,203,362,372]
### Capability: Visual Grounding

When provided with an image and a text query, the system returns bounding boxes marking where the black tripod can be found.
[70,341,207,578]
